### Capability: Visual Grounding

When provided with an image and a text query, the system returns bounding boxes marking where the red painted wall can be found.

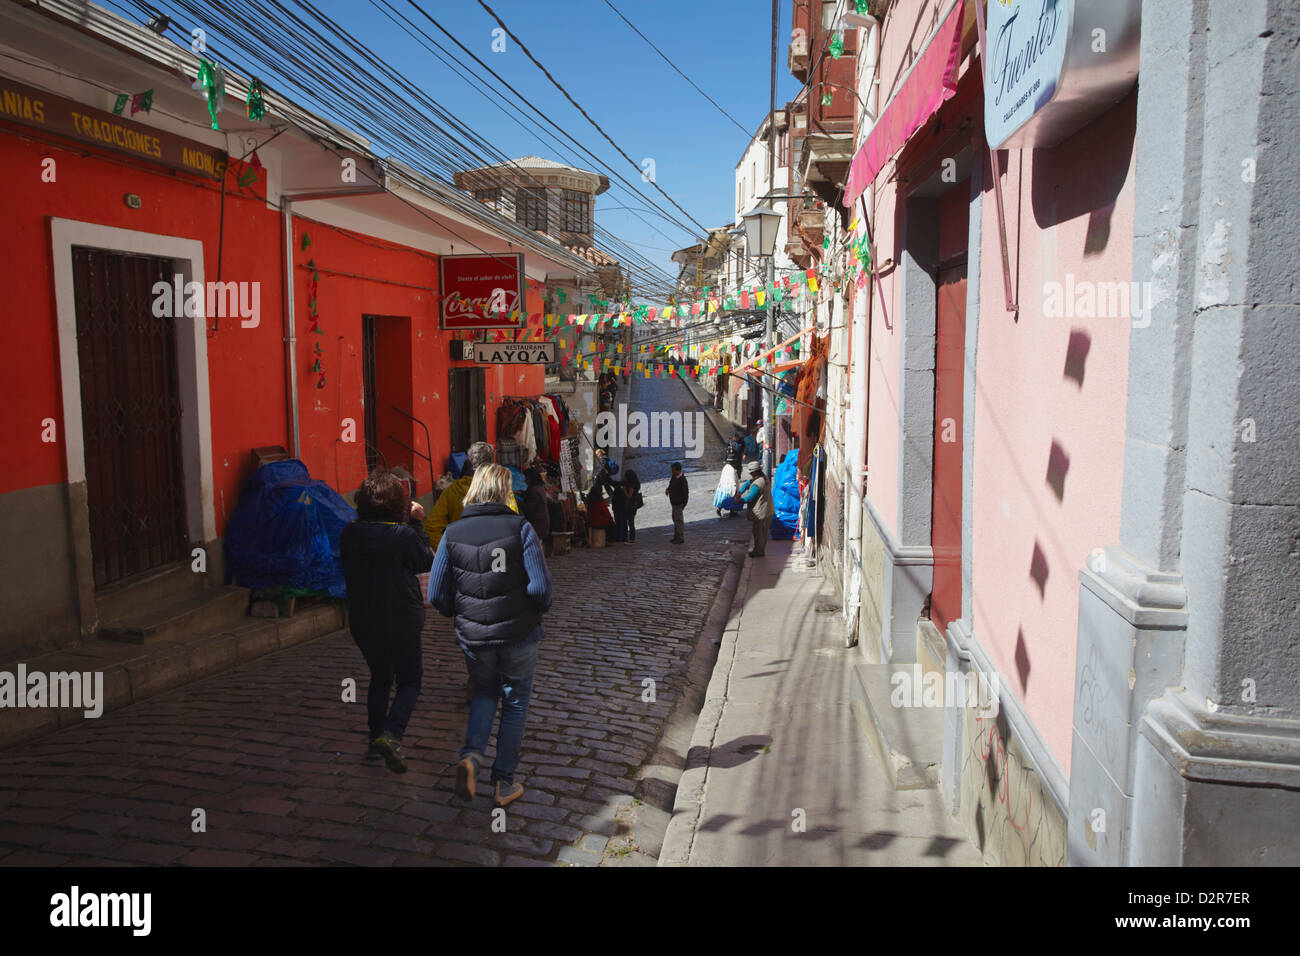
[0,125,288,536]
[288,215,546,499]
[2,123,548,539]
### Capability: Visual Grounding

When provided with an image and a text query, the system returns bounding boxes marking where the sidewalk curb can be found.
[626,547,745,851]
[678,374,729,445]
[658,552,754,867]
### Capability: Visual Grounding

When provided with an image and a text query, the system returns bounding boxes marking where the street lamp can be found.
[741,205,783,257]
[741,204,783,474]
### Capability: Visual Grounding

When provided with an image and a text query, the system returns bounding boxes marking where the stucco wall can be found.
[970,93,1137,773]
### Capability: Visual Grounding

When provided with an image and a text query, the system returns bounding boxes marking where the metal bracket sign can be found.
[473,342,554,364]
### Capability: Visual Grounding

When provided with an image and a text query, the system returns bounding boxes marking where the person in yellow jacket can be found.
[424,441,519,551]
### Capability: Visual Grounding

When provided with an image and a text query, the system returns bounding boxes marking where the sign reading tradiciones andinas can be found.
[983,0,1140,149]
[0,75,227,179]
[438,253,526,330]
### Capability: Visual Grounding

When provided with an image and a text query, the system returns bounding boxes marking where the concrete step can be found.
[94,559,207,625]
[99,586,248,645]
[850,662,941,791]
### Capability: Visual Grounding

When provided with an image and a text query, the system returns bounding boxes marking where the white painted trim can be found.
[49,218,216,545]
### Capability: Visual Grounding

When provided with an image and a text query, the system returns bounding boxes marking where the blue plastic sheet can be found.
[224,459,356,598]
[507,465,527,493]
[770,449,801,540]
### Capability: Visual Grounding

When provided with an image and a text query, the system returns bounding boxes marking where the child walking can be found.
[340,469,434,773]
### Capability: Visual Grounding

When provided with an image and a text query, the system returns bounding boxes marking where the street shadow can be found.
[686,733,773,771]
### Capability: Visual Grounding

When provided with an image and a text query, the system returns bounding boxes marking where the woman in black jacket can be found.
[339,470,433,773]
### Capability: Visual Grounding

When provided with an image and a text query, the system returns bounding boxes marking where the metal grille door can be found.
[72,247,189,588]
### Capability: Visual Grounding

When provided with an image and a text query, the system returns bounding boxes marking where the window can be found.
[516,187,548,231]
[473,187,501,204]
[778,130,789,168]
[562,188,590,233]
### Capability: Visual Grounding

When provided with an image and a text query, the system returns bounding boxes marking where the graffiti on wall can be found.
[959,705,1066,866]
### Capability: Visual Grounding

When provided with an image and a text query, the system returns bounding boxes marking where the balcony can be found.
[788,33,809,81]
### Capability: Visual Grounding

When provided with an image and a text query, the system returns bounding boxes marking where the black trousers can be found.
[354,633,423,740]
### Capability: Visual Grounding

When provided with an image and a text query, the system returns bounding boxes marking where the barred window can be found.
[517,187,548,231]
[563,188,590,234]
[473,187,502,204]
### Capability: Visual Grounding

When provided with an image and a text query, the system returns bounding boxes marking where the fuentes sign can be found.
[474,342,554,364]
[983,0,1140,149]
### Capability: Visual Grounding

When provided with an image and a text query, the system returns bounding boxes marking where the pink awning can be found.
[843,0,966,209]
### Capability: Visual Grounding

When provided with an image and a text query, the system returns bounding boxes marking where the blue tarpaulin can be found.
[771,448,801,540]
[224,459,355,598]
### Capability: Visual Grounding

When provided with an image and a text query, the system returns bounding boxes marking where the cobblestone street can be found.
[0,375,743,867]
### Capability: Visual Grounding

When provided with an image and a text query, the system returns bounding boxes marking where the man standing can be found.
[428,464,553,808]
[737,461,774,557]
[667,461,689,544]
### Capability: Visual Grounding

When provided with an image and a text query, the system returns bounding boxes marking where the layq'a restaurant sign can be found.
[439,253,526,330]
[984,0,1140,149]
[474,342,554,364]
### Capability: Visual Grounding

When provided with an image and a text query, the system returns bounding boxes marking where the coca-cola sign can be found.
[438,253,526,330]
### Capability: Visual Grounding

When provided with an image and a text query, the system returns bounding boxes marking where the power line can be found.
[473,0,712,238]
[601,0,751,137]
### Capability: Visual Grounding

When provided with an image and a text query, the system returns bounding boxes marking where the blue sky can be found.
[302,0,804,287]
[273,1,801,288]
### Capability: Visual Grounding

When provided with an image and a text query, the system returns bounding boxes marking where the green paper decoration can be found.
[247,79,266,121]
[823,236,830,250]
[829,31,844,58]
[821,92,833,106]
[193,57,225,131]
[238,166,258,188]
[311,359,321,373]
[112,94,128,115]
[302,236,312,251]
[854,0,870,13]
[131,90,153,116]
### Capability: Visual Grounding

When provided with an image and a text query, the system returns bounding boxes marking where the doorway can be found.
[930,185,969,633]
[449,366,486,453]
[361,315,413,477]
[72,247,188,588]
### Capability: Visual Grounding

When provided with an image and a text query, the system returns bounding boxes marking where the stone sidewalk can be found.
[660,540,984,867]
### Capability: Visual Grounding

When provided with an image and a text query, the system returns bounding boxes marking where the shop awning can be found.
[843,0,966,209]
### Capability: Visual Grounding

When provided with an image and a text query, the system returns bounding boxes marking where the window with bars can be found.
[562,188,590,233]
[474,187,502,206]
[516,186,548,231]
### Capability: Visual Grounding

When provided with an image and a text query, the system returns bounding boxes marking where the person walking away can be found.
[622,469,643,543]
[423,441,517,552]
[742,426,760,464]
[425,440,518,706]
[737,461,775,557]
[428,464,554,808]
[521,467,551,553]
[609,477,629,543]
[340,469,434,773]
[667,462,689,544]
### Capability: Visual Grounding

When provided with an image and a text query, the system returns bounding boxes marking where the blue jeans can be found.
[460,636,541,784]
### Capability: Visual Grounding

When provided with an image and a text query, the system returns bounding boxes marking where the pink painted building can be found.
[808,0,1299,865]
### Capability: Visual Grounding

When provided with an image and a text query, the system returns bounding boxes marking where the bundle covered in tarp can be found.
[771,448,801,540]
[225,459,355,598]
